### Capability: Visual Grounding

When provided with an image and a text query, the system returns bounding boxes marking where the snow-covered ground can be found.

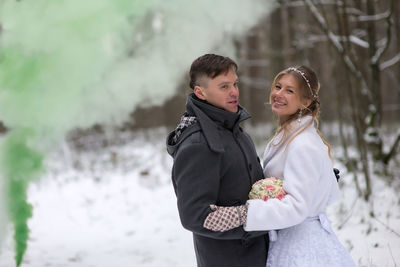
[0,127,399,267]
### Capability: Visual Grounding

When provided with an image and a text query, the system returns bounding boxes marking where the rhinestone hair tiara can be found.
[288,67,317,99]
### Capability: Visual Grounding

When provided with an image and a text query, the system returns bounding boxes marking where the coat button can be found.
[248,164,252,171]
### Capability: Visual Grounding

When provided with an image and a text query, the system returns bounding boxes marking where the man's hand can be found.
[203,204,248,232]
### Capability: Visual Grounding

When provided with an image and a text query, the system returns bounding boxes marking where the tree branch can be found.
[380,52,400,70]
[357,10,391,22]
[383,132,400,165]
[371,0,394,64]
[302,0,372,101]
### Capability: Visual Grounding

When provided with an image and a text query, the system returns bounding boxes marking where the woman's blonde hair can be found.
[269,65,332,159]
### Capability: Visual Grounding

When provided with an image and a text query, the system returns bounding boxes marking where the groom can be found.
[166,54,268,267]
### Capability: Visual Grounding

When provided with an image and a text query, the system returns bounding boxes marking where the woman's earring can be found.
[297,109,303,123]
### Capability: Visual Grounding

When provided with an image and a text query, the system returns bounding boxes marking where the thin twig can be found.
[387,243,397,267]
[372,216,400,238]
[338,197,358,229]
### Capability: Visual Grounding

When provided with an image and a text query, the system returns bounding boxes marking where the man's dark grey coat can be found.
[166,94,268,267]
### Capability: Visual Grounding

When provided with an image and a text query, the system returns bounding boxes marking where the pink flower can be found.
[248,177,285,201]
[265,185,275,191]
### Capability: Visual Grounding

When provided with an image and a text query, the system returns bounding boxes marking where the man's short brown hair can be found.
[189,54,238,89]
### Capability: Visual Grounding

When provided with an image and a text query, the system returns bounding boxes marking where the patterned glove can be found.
[203,204,248,232]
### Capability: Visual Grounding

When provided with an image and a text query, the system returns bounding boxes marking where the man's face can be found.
[194,68,239,113]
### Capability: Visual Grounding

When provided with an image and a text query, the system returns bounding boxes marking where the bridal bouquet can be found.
[248,177,286,201]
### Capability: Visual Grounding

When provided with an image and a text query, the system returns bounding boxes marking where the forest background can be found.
[130,0,400,196]
[0,0,399,266]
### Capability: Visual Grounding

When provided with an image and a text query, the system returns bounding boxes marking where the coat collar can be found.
[186,93,251,153]
[271,115,314,145]
[263,115,314,164]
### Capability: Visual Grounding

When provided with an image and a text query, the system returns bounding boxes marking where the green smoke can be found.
[0,130,43,266]
[0,1,156,265]
[0,0,274,265]
[0,0,158,133]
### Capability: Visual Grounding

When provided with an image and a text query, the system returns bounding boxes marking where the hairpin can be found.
[288,67,317,99]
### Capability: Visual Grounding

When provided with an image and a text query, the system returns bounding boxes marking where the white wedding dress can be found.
[266,215,356,267]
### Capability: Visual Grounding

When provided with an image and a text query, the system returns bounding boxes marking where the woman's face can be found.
[270,74,306,124]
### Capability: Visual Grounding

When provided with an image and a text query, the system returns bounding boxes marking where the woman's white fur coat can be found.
[244,116,339,231]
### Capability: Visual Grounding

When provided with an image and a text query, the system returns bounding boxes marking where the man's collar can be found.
[185,93,251,153]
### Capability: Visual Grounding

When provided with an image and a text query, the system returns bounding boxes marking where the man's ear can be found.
[194,85,207,100]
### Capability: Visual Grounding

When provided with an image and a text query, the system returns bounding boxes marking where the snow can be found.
[364,127,381,144]
[0,127,399,267]
[349,35,369,48]
[327,160,400,267]
[380,52,400,71]
[358,11,391,22]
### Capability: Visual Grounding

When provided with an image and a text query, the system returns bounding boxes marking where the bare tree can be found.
[301,0,399,200]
